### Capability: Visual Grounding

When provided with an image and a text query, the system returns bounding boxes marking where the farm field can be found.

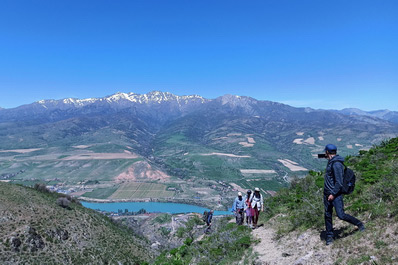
[109,182,175,200]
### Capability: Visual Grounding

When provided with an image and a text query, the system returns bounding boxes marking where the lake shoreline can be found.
[78,196,228,211]
[81,201,233,216]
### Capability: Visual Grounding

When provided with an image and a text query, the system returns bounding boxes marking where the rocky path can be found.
[252,224,334,265]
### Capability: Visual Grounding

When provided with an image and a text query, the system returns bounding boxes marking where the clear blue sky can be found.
[1,0,397,110]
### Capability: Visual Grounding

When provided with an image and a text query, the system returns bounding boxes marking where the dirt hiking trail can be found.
[252,224,335,265]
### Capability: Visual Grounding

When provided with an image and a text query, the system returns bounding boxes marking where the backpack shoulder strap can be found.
[330,160,346,173]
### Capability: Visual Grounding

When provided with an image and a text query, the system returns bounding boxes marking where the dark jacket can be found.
[324,155,345,196]
[206,212,213,225]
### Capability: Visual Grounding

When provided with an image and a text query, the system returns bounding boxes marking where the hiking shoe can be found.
[358,224,366,232]
[326,238,333,246]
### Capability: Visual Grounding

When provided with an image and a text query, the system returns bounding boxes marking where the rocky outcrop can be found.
[8,226,70,254]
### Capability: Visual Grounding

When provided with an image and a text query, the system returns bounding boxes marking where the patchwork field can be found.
[109,182,175,199]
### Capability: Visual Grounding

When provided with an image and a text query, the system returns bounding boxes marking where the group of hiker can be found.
[204,187,264,233]
[205,144,365,245]
[232,187,263,229]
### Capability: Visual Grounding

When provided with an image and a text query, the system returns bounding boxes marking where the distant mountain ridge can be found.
[333,108,398,124]
[1,91,398,193]
[1,91,396,123]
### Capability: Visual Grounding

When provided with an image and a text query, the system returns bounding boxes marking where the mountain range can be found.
[1,91,397,202]
[333,108,398,124]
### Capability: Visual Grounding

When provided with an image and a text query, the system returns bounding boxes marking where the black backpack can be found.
[202,211,208,222]
[332,161,356,195]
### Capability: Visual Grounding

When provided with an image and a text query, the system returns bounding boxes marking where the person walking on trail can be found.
[250,187,263,229]
[232,192,245,225]
[244,190,254,228]
[204,210,214,233]
[322,144,365,245]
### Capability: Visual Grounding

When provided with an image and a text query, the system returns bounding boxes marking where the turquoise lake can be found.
[82,201,232,216]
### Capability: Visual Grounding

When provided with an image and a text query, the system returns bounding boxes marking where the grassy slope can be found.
[153,217,255,265]
[0,182,152,265]
[260,137,398,264]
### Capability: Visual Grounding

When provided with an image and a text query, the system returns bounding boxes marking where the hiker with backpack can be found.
[322,144,365,245]
[232,192,245,225]
[204,209,214,233]
[249,187,263,229]
[244,190,255,228]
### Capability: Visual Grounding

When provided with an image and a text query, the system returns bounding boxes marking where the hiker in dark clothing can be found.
[205,210,214,233]
[322,144,365,245]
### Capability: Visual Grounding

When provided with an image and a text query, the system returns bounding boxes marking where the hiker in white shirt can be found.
[249,187,263,228]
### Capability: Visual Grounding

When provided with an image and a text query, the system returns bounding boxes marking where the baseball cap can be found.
[254,187,260,192]
[324,144,337,152]
[238,192,242,196]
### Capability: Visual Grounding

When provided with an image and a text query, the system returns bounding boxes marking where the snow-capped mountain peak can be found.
[31,91,208,111]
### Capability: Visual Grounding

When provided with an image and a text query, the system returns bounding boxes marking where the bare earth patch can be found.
[72,145,91,149]
[347,145,353,149]
[247,137,256,143]
[296,132,305,136]
[116,161,170,182]
[62,152,139,160]
[293,139,304,144]
[230,183,246,193]
[278,159,308,171]
[228,133,242,136]
[239,142,254,147]
[212,137,228,141]
[294,138,315,145]
[0,148,42,153]
[201,152,251,158]
[318,136,324,141]
[304,137,315,145]
[240,169,276,174]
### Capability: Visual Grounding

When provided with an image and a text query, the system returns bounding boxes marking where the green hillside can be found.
[260,137,398,264]
[0,182,152,264]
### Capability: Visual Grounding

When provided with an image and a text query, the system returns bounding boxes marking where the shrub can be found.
[56,197,71,209]
[153,218,253,265]
[33,183,50,193]
[152,213,172,224]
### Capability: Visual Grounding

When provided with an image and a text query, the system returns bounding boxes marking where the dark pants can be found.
[253,207,260,226]
[235,209,244,225]
[324,194,362,239]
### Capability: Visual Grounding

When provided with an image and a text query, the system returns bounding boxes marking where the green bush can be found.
[152,214,172,224]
